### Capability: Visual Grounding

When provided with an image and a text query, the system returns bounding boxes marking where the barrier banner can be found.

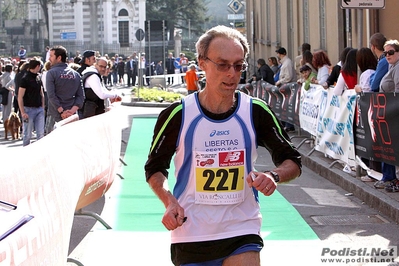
[355,92,399,165]
[262,82,277,110]
[238,81,301,126]
[299,84,324,136]
[283,83,301,127]
[315,89,357,166]
[0,108,121,265]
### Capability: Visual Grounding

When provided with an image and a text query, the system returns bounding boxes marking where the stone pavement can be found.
[289,130,399,224]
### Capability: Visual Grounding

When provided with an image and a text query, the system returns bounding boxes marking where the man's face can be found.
[199,37,244,93]
[96,60,108,76]
[49,50,61,66]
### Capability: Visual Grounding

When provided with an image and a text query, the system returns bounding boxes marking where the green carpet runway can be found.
[114,117,321,264]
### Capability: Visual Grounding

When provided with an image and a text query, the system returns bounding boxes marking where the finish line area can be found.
[68,117,322,265]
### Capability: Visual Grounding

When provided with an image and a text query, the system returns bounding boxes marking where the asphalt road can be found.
[2,96,399,265]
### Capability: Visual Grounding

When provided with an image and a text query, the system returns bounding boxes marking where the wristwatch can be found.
[267,171,280,183]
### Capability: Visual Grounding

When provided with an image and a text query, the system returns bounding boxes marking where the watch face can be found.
[270,171,280,182]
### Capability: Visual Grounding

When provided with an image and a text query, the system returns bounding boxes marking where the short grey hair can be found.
[195,25,249,61]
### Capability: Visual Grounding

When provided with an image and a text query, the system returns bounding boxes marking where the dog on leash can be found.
[4,112,22,140]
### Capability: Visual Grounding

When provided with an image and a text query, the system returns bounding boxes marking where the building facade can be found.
[47,0,146,56]
[0,0,146,58]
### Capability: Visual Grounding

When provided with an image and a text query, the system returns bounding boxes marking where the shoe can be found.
[360,175,375,182]
[343,164,352,173]
[385,180,399,192]
[284,127,295,133]
[374,180,392,189]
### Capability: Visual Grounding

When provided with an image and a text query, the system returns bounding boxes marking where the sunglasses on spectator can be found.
[205,57,247,73]
[383,50,397,56]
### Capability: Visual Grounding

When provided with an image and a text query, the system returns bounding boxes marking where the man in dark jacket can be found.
[46,45,84,133]
[165,52,176,85]
[77,50,96,75]
[253,58,275,85]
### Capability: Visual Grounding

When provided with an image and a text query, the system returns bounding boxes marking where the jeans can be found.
[23,106,45,146]
[112,71,118,85]
[381,163,396,182]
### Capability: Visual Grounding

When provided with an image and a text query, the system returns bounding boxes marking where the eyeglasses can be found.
[383,50,397,56]
[98,64,107,69]
[205,57,247,73]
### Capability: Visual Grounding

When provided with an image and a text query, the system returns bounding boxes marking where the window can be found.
[118,9,129,47]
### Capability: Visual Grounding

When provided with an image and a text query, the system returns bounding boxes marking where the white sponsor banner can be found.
[299,84,323,136]
[0,107,121,265]
[314,88,357,166]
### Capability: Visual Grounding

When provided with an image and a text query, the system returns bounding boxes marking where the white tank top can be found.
[171,92,262,243]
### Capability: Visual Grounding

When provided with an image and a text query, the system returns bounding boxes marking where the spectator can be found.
[146,62,155,86]
[301,50,317,74]
[311,50,331,85]
[145,25,301,266]
[354,47,378,93]
[45,45,84,133]
[297,64,316,91]
[81,57,122,118]
[139,53,147,86]
[0,64,14,123]
[179,53,189,83]
[155,61,164,75]
[13,61,28,116]
[275,47,296,132]
[252,58,275,85]
[77,50,96,75]
[371,36,397,190]
[324,47,352,88]
[17,59,45,146]
[184,63,199,94]
[18,46,27,60]
[295,42,311,78]
[333,49,358,95]
[126,53,138,87]
[165,53,176,85]
[41,61,52,122]
[117,57,125,85]
[45,46,50,62]
[353,47,378,183]
[110,57,118,86]
[275,47,295,87]
[268,56,280,75]
[370,33,389,92]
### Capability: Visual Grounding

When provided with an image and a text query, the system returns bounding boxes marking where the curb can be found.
[121,101,171,108]
[291,135,399,224]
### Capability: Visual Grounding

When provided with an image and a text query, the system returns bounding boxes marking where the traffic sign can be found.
[234,21,245,28]
[228,14,244,20]
[228,0,243,14]
[60,32,76,40]
[135,28,145,41]
[340,0,385,9]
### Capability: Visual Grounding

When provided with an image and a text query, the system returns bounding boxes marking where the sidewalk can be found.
[287,130,399,224]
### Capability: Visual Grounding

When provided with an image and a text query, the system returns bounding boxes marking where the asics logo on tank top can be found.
[210,130,230,137]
